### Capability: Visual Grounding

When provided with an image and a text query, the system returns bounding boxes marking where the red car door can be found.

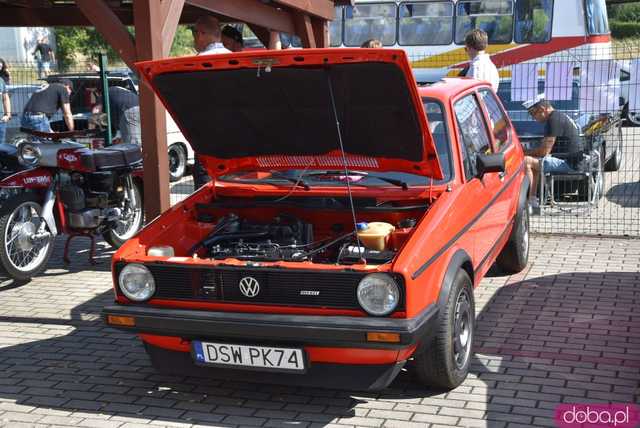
[452,92,504,266]
[477,88,521,240]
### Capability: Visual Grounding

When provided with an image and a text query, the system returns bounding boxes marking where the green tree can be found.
[55,25,194,71]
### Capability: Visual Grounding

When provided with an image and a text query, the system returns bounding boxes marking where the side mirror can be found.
[477,153,505,177]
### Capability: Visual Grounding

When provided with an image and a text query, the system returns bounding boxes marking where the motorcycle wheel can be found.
[103,180,144,249]
[0,194,55,281]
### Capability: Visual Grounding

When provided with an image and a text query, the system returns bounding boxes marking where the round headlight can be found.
[18,143,42,167]
[118,263,155,302]
[357,273,400,316]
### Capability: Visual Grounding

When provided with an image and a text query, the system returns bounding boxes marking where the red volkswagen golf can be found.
[103,48,529,391]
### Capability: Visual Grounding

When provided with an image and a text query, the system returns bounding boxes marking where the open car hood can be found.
[137,49,442,179]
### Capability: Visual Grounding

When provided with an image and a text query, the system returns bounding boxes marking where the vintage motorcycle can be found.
[0,128,144,281]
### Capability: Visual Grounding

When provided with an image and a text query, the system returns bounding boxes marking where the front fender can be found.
[0,168,53,189]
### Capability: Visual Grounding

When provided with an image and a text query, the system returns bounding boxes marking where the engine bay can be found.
[188,198,424,265]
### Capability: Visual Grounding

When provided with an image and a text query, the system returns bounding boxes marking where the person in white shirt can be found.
[191,15,231,188]
[464,29,500,92]
[193,15,231,55]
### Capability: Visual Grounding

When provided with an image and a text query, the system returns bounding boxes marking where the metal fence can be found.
[408,43,639,237]
[3,44,640,237]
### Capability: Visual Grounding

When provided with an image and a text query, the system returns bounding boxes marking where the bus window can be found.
[344,3,397,46]
[330,6,344,47]
[515,0,553,43]
[399,1,454,46]
[455,0,514,45]
[585,0,609,35]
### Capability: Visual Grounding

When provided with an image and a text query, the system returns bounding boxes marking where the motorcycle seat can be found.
[82,144,143,171]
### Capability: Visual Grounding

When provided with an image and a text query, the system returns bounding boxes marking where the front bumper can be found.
[102,304,439,349]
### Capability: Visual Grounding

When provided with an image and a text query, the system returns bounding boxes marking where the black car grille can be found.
[114,263,405,311]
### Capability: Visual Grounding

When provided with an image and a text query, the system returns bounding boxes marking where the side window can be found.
[515,0,553,43]
[478,89,512,151]
[330,6,344,47]
[454,94,492,180]
[399,2,454,46]
[344,3,397,47]
[455,0,514,44]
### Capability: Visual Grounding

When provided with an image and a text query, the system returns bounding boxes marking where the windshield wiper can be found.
[267,171,310,190]
[304,170,408,190]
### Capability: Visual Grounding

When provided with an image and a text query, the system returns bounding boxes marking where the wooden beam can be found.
[76,0,137,69]
[0,7,134,26]
[292,11,316,48]
[186,0,295,34]
[160,0,186,57]
[134,0,171,218]
[312,17,329,48]
[275,0,335,21]
[268,31,280,49]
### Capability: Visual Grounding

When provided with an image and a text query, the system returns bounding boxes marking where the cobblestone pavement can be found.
[0,234,637,427]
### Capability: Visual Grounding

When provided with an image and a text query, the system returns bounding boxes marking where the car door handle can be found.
[499,172,506,181]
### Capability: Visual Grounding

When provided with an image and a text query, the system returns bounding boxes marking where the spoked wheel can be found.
[0,195,54,281]
[168,144,187,182]
[103,180,144,249]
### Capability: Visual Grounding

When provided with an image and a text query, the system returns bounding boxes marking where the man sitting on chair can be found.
[523,95,583,210]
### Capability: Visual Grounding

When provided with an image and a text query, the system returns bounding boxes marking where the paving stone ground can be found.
[0,234,637,427]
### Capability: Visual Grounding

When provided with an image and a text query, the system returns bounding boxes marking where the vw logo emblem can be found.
[239,276,260,298]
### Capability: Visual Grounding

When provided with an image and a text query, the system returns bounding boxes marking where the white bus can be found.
[280,0,611,78]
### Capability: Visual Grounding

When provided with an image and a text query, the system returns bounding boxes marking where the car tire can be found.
[496,199,529,274]
[168,144,187,182]
[414,269,474,390]
[604,126,623,172]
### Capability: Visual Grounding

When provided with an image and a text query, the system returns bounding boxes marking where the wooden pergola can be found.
[0,0,349,219]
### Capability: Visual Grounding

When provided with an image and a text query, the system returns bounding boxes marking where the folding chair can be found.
[539,135,603,212]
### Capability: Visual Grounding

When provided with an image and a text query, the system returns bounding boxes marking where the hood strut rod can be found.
[325,68,365,264]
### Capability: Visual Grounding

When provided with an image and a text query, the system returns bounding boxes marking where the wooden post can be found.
[134,0,171,219]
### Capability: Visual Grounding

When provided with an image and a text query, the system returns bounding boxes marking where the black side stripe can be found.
[411,162,525,280]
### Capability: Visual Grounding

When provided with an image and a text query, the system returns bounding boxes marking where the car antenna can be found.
[325,68,366,264]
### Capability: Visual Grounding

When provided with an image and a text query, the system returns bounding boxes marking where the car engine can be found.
[201,213,315,262]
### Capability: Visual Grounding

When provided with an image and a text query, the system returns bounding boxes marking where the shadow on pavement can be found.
[0,271,636,426]
[606,181,640,208]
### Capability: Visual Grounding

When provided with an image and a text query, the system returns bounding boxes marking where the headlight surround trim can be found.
[118,263,156,302]
[357,273,401,316]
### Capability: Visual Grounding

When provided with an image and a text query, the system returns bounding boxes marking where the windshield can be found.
[344,3,397,46]
[455,0,514,44]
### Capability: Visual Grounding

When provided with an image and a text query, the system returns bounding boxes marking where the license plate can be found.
[192,341,306,372]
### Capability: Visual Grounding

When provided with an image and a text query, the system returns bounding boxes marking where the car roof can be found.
[417,78,491,103]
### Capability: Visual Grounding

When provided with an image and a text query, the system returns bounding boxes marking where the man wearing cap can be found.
[523,96,583,209]
[222,26,244,52]
[21,79,74,132]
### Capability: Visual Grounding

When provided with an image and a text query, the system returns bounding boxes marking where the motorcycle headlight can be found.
[18,143,42,167]
[357,273,400,316]
[118,263,155,302]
